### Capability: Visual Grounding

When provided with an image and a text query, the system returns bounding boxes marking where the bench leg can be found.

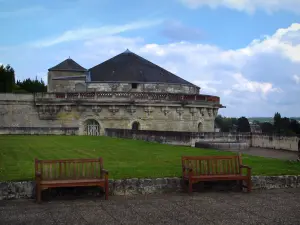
[238,180,243,191]
[188,180,193,194]
[105,181,109,200]
[36,184,41,203]
[247,178,252,193]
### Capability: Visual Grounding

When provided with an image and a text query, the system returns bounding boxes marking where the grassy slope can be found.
[0,135,300,181]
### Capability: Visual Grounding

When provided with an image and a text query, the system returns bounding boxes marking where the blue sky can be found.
[1,0,300,117]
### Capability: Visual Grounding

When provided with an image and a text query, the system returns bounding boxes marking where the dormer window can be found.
[132,83,138,89]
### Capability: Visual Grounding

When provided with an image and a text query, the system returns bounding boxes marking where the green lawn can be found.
[0,135,300,181]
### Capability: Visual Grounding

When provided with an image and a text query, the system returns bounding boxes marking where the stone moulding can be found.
[0,175,299,200]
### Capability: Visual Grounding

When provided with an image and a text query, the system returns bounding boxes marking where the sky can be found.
[0,0,300,117]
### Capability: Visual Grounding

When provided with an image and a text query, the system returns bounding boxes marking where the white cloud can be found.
[231,73,281,95]
[178,0,300,14]
[31,19,163,48]
[293,74,300,84]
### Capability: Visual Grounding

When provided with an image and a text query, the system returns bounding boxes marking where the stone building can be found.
[0,49,224,135]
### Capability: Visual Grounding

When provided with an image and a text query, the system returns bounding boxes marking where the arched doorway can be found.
[198,122,203,132]
[85,119,100,136]
[132,121,140,130]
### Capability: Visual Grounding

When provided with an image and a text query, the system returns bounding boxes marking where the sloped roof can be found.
[88,50,197,87]
[48,58,87,72]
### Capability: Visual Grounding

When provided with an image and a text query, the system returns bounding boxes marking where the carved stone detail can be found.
[161,106,170,116]
[200,108,205,117]
[213,108,218,117]
[127,105,136,115]
[207,108,212,117]
[64,105,72,112]
[144,106,153,116]
[109,106,119,115]
[38,105,60,120]
[92,105,102,113]
[77,105,86,112]
[176,107,184,116]
[109,83,120,92]
[189,108,198,116]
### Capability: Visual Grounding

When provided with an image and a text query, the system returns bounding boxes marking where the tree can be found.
[260,122,273,134]
[0,64,15,93]
[16,77,47,93]
[273,112,282,134]
[289,119,300,135]
[236,117,250,132]
[214,115,238,132]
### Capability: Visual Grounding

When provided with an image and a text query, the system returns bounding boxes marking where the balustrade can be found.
[35,92,220,103]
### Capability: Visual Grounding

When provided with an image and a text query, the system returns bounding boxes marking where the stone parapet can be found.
[34,92,222,106]
[0,175,299,200]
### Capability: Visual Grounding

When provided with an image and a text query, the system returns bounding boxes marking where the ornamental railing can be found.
[34,92,221,104]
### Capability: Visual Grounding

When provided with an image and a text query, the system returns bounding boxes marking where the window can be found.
[132,121,140,130]
[198,122,203,132]
[131,83,138,89]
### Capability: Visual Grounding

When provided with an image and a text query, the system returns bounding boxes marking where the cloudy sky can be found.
[1,0,300,117]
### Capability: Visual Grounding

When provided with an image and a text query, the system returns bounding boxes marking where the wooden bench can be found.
[181,154,252,193]
[35,157,109,203]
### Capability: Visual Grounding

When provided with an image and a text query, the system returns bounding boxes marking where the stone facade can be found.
[1,175,299,200]
[0,92,221,134]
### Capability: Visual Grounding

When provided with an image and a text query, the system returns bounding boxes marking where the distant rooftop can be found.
[48,58,87,72]
[88,49,198,87]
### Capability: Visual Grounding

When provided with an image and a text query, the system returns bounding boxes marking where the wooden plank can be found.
[38,158,100,163]
[182,155,238,160]
[207,159,211,175]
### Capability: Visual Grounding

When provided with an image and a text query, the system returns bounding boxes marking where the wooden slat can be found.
[182,155,240,160]
[35,158,103,181]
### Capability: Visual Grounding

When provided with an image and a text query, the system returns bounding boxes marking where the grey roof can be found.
[48,58,87,72]
[88,50,197,87]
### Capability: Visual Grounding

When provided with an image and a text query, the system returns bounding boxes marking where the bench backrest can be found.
[181,154,242,176]
[35,158,104,180]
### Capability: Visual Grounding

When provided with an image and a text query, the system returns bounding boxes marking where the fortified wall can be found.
[105,129,300,152]
[0,92,220,134]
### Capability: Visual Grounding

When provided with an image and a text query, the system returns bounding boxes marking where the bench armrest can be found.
[240,165,251,169]
[101,169,109,175]
[240,165,252,177]
[35,172,41,180]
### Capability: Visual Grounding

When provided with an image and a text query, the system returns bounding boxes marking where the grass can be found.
[0,135,300,182]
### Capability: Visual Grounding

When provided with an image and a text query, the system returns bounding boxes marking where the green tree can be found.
[16,77,47,93]
[0,64,15,93]
[260,122,273,134]
[273,112,282,134]
[236,117,250,132]
[289,119,300,135]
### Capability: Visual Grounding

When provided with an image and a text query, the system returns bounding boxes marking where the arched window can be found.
[198,122,203,132]
[132,121,140,130]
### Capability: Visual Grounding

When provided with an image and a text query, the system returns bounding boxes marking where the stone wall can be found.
[1,176,299,200]
[87,82,199,94]
[252,135,299,152]
[0,93,218,134]
[0,127,78,135]
[105,129,300,152]
[48,71,86,92]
